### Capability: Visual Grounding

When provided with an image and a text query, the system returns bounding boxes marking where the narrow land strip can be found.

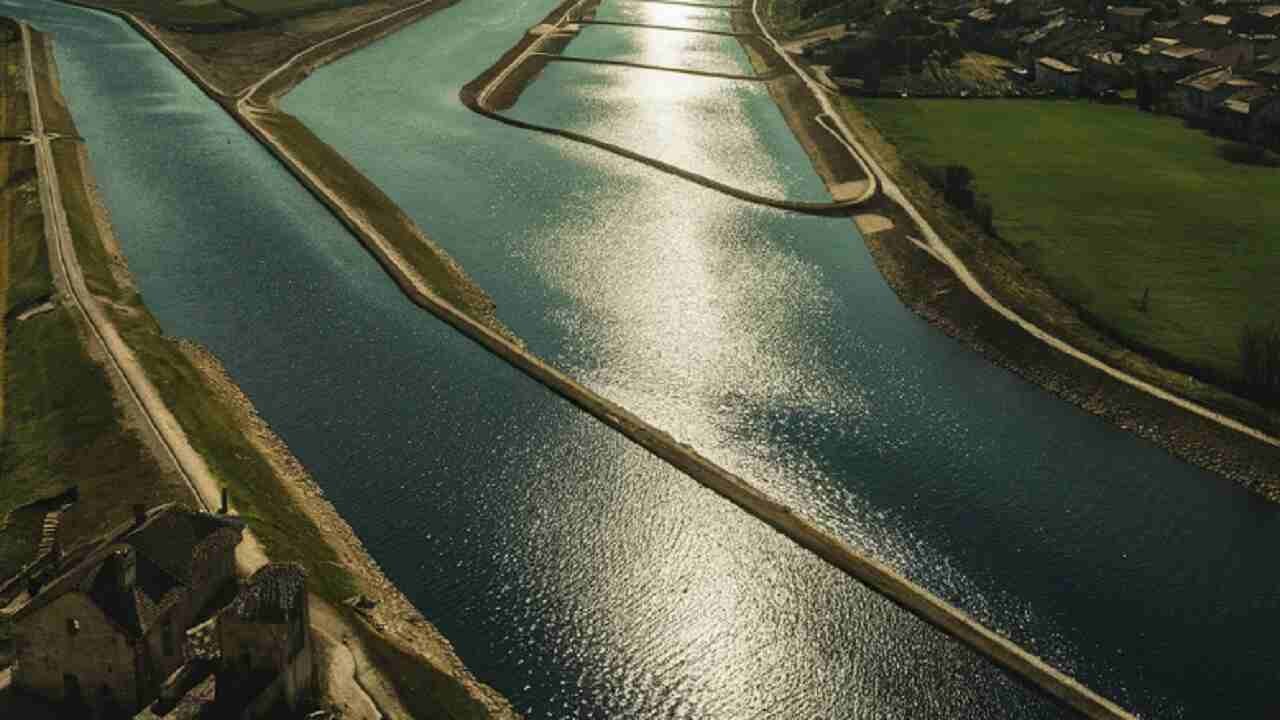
[16,15,517,719]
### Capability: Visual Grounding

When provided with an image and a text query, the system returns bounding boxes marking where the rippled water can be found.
[587,1,736,30]
[509,64,829,200]
[10,0,1278,717]
[284,0,1280,717]
[567,25,751,74]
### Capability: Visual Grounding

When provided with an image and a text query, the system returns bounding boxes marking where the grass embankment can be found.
[0,137,188,579]
[47,139,358,603]
[0,26,357,604]
[851,98,1280,429]
[253,111,501,330]
[3,23,183,577]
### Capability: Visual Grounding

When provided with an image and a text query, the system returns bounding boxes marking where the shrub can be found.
[1218,142,1280,168]
[1241,321,1280,404]
[973,200,996,236]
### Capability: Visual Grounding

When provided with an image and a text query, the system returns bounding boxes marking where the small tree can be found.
[944,164,976,210]
[1241,320,1280,404]
[973,200,996,236]
[1136,73,1153,112]
[864,56,882,94]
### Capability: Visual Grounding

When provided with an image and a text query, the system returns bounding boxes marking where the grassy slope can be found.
[0,140,188,579]
[48,141,357,603]
[857,98,1280,387]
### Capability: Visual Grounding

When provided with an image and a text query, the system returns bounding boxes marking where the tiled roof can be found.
[1177,65,1233,91]
[1109,5,1152,17]
[1038,56,1081,73]
[8,505,244,637]
[1162,44,1207,59]
[226,563,307,624]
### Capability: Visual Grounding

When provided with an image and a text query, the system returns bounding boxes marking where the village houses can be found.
[1,504,315,718]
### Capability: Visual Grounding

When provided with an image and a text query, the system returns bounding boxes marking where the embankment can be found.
[59,0,509,337]
[841,119,1280,502]
[37,5,522,717]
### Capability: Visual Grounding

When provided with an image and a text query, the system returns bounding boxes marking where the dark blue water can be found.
[9,0,1278,717]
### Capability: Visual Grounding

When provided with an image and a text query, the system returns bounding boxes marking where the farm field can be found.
[857,98,1280,387]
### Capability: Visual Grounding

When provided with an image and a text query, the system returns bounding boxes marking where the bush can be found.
[1241,321,1280,404]
[1218,142,1280,168]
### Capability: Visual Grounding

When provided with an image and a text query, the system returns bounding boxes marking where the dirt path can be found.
[22,21,386,716]
[750,3,1279,452]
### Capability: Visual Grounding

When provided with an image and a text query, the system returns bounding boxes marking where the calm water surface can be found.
[8,0,1278,717]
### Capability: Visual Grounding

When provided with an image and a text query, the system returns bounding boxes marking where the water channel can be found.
[8,0,1279,716]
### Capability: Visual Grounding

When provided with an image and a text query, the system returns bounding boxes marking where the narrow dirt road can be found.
[20,21,384,716]
[749,0,1280,452]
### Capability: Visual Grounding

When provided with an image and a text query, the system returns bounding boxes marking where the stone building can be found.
[4,504,244,718]
[1036,56,1083,94]
[215,563,315,718]
[1107,6,1152,39]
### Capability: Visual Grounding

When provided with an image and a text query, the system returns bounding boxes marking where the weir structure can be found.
[42,0,1139,717]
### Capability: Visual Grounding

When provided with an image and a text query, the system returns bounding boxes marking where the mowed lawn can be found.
[858,98,1280,383]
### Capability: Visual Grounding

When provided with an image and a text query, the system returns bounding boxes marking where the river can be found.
[9,0,1279,717]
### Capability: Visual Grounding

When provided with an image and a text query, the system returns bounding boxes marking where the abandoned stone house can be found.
[3,504,243,717]
[215,563,315,718]
[1036,55,1083,94]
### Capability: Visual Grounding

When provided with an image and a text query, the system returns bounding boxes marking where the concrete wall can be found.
[14,592,139,715]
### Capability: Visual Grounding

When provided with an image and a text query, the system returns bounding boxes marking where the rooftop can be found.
[1259,6,1280,19]
[1201,14,1233,26]
[7,505,244,637]
[1177,65,1233,91]
[1037,56,1081,73]
[1109,5,1153,16]
[1162,44,1208,59]
[1088,50,1126,65]
[227,563,307,624]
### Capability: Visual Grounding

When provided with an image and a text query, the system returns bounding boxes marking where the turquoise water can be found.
[8,0,1277,716]
[567,24,752,74]
[508,64,829,199]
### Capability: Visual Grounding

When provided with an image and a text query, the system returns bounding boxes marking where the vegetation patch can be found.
[49,139,359,603]
[856,98,1280,402]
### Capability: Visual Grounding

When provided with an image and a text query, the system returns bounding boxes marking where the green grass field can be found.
[857,98,1280,386]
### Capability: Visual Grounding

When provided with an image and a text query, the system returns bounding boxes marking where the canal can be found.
[9,0,1278,716]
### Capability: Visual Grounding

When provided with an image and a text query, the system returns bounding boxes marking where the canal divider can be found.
[46,0,1134,717]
